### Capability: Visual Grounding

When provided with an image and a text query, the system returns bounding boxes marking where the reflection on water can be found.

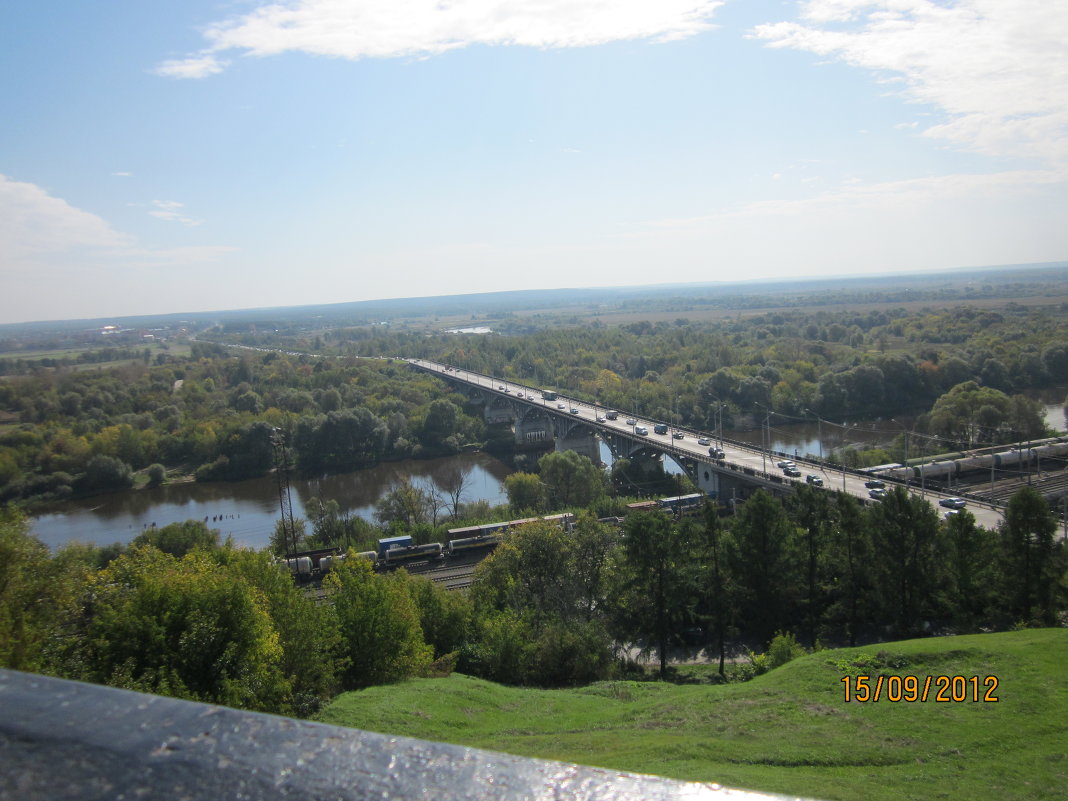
[30,452,512,552]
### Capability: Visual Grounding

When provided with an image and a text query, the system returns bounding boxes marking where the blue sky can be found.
[2,0,1066,323]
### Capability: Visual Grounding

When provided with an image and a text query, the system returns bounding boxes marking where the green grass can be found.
[318,629,1068,801]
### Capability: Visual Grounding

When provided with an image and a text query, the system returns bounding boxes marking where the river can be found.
[29,452,512,552]
[29,401,1065,551]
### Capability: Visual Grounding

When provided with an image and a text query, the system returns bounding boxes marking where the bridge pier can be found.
[556,429,601,465]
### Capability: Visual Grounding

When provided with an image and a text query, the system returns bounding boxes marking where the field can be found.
[318,629,1068,801]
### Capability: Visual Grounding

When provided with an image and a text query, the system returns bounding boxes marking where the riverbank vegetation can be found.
[3,476,1064,717]
[2,283,1067,508]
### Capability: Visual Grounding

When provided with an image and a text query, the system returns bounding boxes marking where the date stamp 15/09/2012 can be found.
[841,675,999,703]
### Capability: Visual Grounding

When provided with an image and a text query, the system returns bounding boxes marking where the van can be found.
[653,423,668,435]
[635,426,649,436]
[605,410,619,420]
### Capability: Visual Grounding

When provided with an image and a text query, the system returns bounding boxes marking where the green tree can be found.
[939,509,997,631]
[64,547,289,711]
[503,472,547,513]
[131,520,219,558]
[868,487,942,636]
[374,477,442,527]
[220,547,342,716]
[1000,486,1062,625]
[615,511,697,678]
[537,450,605,508]
[0,509,86,672]
[727,490,801,643]
[325,557,431,688]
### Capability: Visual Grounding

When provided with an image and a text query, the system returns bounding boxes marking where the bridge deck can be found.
[407,358,1007,530]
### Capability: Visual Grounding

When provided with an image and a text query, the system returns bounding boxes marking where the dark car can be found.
[783,466,802,477]
[806,474,823,486]
[864,479,885,490]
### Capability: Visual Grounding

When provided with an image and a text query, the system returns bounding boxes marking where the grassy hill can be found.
[318,629,1068,801]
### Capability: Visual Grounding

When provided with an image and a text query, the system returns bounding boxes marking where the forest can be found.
[2,296,1067,507]
[1,478,1064,717]
[1,284,1067,718]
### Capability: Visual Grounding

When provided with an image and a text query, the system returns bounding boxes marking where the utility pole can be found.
[272,428,298,560]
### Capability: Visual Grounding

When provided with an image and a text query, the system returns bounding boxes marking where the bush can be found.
[146,463,166,487]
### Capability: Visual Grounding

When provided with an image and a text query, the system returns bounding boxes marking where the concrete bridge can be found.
[407,358,1008,529]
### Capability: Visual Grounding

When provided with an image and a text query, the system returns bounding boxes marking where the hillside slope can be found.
[318,629,1068,801]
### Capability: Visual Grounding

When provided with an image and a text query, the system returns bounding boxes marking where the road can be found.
[407,358,1006,530]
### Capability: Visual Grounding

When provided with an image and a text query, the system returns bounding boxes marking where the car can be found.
[939,497,967,509]
[806,474,823,486]
[864,479,885,490]
[570,408,580,415]
[944,510,960,519]
[558,403,566,409]
[596,415,606,423]
[515,392,523,398]
[635,426,649,436]
[626,418,637,426]
[697,438,711,446]
[776,460,795,469]
[709,447,725,459]
[672,431,684,439]
[869,487,888,500]
[783,466,802,477]
[498,385,505,390]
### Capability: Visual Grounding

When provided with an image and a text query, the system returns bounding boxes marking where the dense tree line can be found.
[280,303,1066,455]
[0,349,486,505]
[3,480,1062,716]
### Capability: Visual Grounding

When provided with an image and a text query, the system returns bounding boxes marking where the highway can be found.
[407,358,1007,531]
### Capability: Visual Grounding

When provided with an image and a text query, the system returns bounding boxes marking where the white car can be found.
[697,438,711,446]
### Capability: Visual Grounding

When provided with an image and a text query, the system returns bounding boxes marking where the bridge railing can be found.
[0,669,798,801]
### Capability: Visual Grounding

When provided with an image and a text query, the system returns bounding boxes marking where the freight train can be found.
[866,437,1068,483]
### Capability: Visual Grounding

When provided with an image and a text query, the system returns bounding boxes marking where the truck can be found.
[605,410,619,420]
[542,391,557,401]
[653,423,668,435]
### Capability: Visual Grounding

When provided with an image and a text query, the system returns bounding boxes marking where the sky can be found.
[1,0,1066,324]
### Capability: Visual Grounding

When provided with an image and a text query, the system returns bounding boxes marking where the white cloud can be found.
[156,0,723,76]
[111,171,132,177]
[149,200,204,226]
[0,173,131,261]
[752,0,1068,165]
[155,52,227,79]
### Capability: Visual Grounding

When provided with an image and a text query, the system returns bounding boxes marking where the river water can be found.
[30,452,512,552]
[29,401,1065,551]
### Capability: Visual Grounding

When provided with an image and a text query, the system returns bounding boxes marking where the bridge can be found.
[407,358,1007,530]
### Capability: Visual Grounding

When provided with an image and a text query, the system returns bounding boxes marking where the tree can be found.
[1000,487,1062,625]
[503,471,547,513]
[131,520,219,558]
[727,490,801,643]
[374,477,441,527]
[146,463,166,487]
[219,547,342,716]
[78,454,133,493]
[325,557,431,688]
[868,487,941,636]
[0,509,86,672]
[64,547,289,711]
[699,501,729,676]
[438,462,473,518]
[537,450,605,508]
[939,509,997,631]
[616,511,698,679]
